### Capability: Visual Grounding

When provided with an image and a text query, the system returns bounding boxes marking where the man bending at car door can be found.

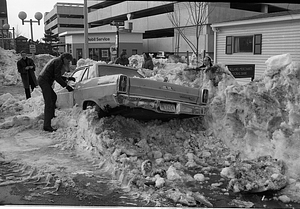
[38,53,75,132]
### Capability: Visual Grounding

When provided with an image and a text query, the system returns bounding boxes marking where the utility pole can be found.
[84,0,89,59]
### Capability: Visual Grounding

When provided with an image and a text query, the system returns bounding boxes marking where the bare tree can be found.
[167,2,214,65]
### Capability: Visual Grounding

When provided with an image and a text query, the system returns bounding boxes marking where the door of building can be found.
[76,48,83,60]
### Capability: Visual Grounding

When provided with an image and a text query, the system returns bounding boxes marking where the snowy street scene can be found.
[2,0,300,208]
[2,48,300,208]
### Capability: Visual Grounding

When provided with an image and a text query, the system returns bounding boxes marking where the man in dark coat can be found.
[38,53,74,132]
[114,51,129,66]
[17,51,38,99]
[142,52,154,70]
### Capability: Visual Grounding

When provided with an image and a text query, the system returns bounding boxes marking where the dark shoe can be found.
[43,126,57,132]
[25,88,31,99]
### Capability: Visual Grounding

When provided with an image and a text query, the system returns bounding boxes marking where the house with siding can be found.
[211,9,300,84]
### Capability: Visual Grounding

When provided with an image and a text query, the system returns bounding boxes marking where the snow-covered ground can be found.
[1,48,300,207]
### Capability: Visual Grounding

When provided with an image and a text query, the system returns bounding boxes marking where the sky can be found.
[6,0,84,41]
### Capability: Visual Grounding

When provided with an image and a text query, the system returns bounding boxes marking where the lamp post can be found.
[18,11,43,41]
[18,11,43,55]
[1,24,15,49]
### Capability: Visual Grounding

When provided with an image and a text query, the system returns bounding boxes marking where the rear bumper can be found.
[113,94,208,116]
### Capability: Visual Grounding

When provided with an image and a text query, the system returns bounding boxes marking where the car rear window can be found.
[98,65,144,78]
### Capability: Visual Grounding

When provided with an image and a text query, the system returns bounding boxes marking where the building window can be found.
[234,36,253,53]
[225,36,232,54]
[226,34,262,55]
[102,49,109,58]
[132,49,137,55]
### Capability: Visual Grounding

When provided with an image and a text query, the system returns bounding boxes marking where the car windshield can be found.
[71,64,145,82]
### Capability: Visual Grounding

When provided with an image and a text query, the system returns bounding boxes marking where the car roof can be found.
[73,63,145,78]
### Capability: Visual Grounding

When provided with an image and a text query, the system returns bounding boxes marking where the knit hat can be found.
[120,51,127,57]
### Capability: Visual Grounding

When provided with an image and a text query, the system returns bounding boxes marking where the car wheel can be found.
[86,101,107,118]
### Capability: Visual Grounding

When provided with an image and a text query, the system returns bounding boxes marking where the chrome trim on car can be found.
[113,94,207,116]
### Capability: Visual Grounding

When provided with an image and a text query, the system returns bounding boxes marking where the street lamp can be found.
[1,23,15,49]
[18,11,43,41]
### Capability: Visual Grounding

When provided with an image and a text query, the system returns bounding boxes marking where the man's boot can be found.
[25,88,31,99]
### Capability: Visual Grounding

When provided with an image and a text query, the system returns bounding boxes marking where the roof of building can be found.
[212,9,300,28]
[16,36,28,40]
[228,9,300,22]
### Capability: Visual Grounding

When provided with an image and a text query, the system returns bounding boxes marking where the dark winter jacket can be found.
[142,57,154,70]
[115,57,129,66]
[38,57,68,88]
[17,57,38,88]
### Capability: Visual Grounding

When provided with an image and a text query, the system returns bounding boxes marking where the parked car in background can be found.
[56,63,209,121]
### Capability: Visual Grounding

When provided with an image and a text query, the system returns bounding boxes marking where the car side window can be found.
[87,66,96,79]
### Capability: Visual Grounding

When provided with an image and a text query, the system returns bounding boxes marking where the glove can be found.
[61,76,67,82]
[66,85,74,92]
[68,77,76,82]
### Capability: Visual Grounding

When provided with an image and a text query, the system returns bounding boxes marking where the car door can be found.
[56,67,86,109]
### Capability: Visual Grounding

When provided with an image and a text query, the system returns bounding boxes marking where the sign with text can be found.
[226,64,255,80]
[110,21,124,27]
[29,44,36,53]
[88,37,110,43]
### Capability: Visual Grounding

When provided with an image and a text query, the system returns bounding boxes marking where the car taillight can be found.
[202,89,209,104]
[118,75,127,92]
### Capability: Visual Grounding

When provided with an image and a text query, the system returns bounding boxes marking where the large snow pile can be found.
[0,48,20,85]
[0,48,54,86]
[207,53,300,180]
[2,49,300,205]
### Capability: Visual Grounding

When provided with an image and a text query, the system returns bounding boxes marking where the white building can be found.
[44,2,84,53]
[211,9,300,84]
[60,30,143,62]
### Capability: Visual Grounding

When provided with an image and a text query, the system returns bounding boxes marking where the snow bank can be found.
[3,48,300,203]
[0,48,54,86]
[206,53,300,181]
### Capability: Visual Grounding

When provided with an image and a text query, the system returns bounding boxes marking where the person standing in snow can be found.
[142,52,154,70]
[17,51,38,99]
[114,51,129,66]
[202,56,213,70]
[38,52,74,132]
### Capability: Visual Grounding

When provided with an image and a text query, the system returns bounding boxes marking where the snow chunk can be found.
[264,53,292,77]
[194,173,205,182]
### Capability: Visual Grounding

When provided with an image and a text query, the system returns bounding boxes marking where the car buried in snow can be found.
[56,63,209,121]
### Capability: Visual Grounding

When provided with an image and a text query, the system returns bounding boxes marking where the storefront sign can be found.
[226,64,255,80]
[88,37,110,42]
[110,45,117,55]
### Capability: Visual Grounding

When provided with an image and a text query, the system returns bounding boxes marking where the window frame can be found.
[225,34,262,55]
[233,36,253,53]
[101,49,109,58]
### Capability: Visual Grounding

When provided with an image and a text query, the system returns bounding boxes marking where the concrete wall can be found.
[88,1,172,23]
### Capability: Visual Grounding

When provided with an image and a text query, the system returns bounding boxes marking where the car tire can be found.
[86,101,107,118]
